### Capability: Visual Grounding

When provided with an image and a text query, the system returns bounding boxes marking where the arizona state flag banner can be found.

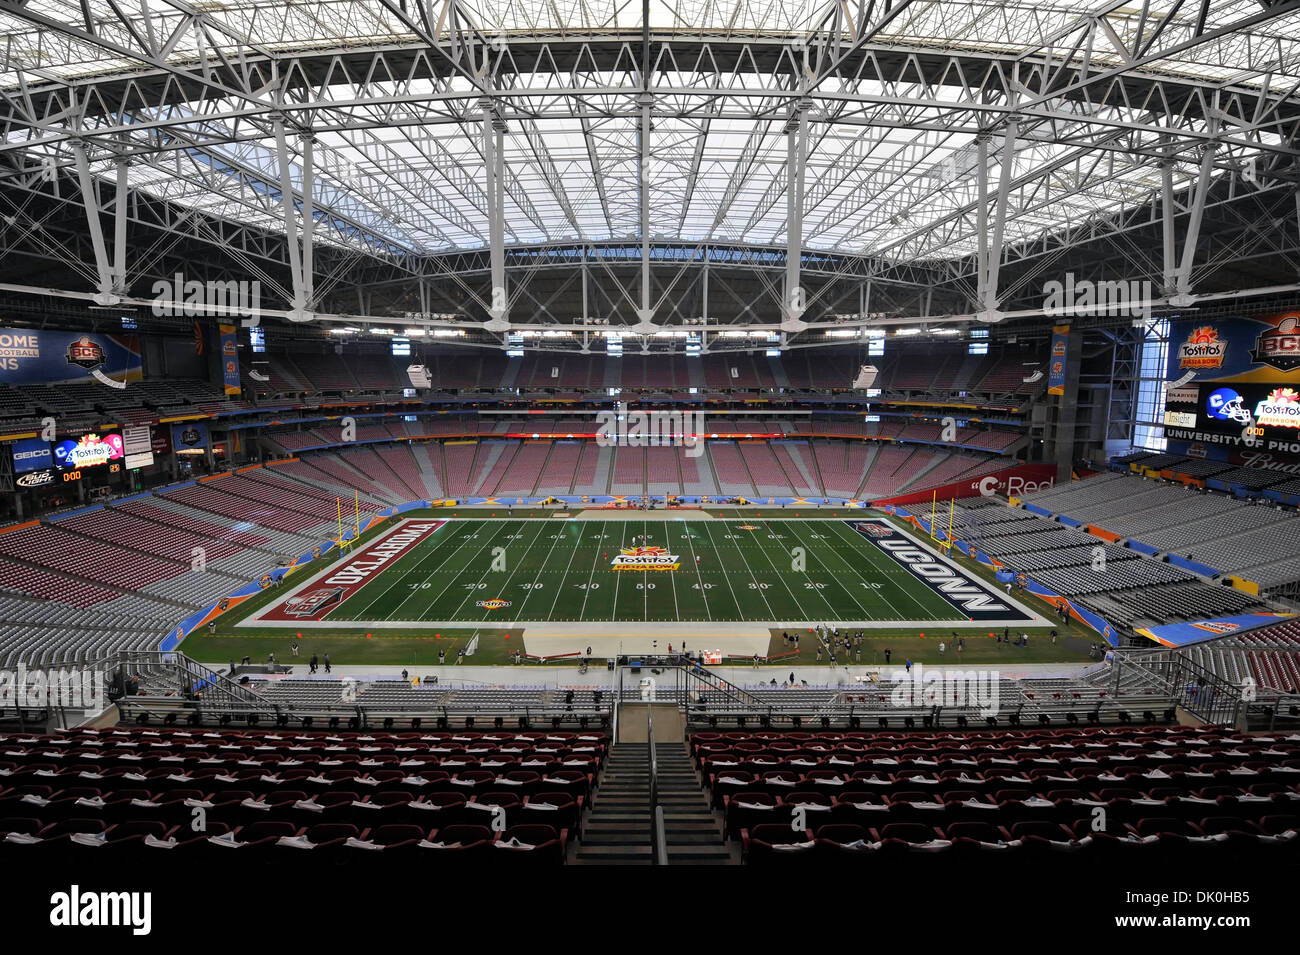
[219,323,241,395]
[1047,324,1069,396]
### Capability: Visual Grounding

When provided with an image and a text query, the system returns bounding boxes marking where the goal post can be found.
[928,491,955,556]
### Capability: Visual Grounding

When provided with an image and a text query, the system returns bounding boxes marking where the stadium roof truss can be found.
[2,0,1300,348]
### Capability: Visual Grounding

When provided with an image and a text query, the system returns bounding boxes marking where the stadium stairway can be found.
[654,741,735,864]
[574,728,734,864]
[575,743,655,864]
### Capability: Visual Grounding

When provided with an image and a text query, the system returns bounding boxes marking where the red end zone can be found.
[260,519,446,622]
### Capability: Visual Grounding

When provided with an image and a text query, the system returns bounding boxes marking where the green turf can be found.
[179,511,1097,668]
[252,517,983,625]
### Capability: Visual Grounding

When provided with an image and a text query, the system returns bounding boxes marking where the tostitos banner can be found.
[219,323,241,396]
[1047,325,1069,395]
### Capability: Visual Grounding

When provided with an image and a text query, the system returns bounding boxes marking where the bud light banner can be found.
[1047,325,1069,396]
[0,327,142,385]
[172,421,208,453]
[9,437,52,474]
[871,462,1058,506]
[219,323,240,396]
[53,432,123,470]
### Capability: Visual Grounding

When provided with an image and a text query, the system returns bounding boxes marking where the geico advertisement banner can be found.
[9,437,52,474]
[871,463,1059,506]
[0,327,142,385]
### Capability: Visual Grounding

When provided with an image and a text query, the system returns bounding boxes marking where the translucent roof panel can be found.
[0,0,1295,263]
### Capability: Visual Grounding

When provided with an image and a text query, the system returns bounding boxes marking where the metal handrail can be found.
[647,705,668,866]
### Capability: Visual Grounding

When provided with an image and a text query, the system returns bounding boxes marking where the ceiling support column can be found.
[782,100,809,334]
[271,115,311,322]
[70,139,116,305]
[483,95,509,333]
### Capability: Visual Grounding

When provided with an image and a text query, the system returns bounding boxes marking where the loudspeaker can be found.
[851,364,879,390]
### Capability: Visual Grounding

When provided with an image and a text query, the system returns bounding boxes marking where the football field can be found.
[243,515,1042,632]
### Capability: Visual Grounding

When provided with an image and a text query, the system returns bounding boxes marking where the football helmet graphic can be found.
[1206,387,1253,424]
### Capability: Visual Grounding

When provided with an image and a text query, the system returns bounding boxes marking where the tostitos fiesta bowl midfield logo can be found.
[476,599,511,610]
[610,545,681,571]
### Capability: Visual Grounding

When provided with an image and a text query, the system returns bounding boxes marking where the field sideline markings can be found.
[777,519,878,622]
[513,517,575,621]
[576,520,609,620]
[701,520,774,622]
[802,518,917,621]
[745,520,838,623]
[444,520,550,622]
[820,517,947,621]
[376,519,511,621]
[349,519,489,621]
[678,522,712,621]
[542,519,588,621]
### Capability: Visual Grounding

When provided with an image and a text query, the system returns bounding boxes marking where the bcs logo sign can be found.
[1251,315,1300,371]
[65,336,107,370]
[854,522,894,538]
[282,587,344,618]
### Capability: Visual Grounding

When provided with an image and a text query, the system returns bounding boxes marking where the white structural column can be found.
[1161,157,1178,297]
[112,154,129,297]
[982,116,1019,321]
[782,99,809,333]
[483,95,509,333]
[1175,126,1220,305]
[301,134,315,312]
[634,90,656,335]
[70,139,116,305]
[271,115,311,322]
[633,0,656,337]
[975,134,989,312]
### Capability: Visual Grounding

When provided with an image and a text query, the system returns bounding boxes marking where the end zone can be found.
[252,518,446,624]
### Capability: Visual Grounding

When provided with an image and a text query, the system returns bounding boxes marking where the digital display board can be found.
[9,437,52,474]
[52,432,124,470]
[1164,382,1300,454]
